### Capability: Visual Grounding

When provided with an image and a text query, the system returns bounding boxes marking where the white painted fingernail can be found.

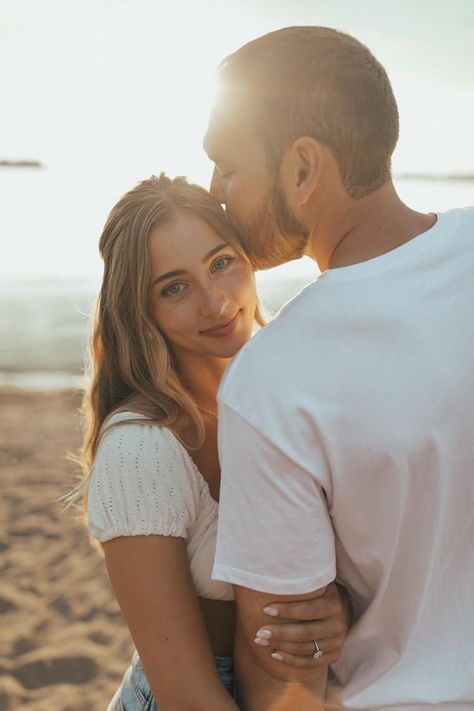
[256,628,272,639]
[263,606,278,617]
[254,637,269,646]
[271,652,283,661]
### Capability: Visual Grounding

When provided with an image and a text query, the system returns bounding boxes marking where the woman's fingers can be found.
[255,618,346,645]
[256,582,350,668]
[268,637,342,657]
[269,639,342,668]
[263,582,343,622]
[255,635,343,664]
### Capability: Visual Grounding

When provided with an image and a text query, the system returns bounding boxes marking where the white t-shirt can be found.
[87,412,234,601]
[212,208,474,710]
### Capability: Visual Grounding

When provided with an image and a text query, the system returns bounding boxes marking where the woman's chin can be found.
[209,344,246,360]
[206,333,252,360]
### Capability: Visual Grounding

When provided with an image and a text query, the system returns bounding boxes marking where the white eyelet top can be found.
[87,411,234,601]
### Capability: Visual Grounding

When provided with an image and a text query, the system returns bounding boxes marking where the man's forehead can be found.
[203,100,256,159]
[203,114,223,158]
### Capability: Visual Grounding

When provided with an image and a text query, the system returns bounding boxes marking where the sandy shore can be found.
[0,387,134,710]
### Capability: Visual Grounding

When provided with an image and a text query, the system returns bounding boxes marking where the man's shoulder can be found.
[435,206,474,254]
[219,283,317,401]
[219,319,281,395]
[453,205,474,219]
[443,205,474,232]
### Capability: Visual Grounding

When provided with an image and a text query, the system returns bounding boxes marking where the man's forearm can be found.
[234,626,327,711]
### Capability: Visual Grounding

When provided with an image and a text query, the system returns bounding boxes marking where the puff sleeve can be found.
[87,420,201,542]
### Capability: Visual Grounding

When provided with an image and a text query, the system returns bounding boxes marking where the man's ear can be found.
[282,137,325,207]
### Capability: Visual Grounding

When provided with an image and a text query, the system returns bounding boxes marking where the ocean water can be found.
[0,276,98,389]
[0,271,310,389]
[1,173,473,390]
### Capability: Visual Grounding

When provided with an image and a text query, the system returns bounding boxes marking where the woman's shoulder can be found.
[88,411,204,542]
[97,410,195,469]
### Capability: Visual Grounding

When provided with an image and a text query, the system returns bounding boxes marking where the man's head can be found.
[204,26,399,269]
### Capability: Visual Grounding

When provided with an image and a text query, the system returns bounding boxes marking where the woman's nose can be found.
[199,282,228,317]
[209,168,226,205]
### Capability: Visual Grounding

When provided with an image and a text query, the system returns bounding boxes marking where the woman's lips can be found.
[201,311,241,337]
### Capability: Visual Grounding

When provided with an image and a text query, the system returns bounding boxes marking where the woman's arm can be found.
[103,534,238,711]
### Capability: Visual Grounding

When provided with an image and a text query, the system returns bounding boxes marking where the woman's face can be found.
[148,213,257,361]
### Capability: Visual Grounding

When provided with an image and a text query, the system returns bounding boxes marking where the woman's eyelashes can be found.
[161,281,187,297]
[211,255,235,272]
[160,255,236,298]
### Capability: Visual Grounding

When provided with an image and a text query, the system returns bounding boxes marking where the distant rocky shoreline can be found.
[395,172,474,182]
[0,161,472,180]
[0,160,43,168]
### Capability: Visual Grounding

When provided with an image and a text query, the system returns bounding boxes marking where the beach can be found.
[0,264,319,710]
[0,175,472,710]
[0,387,133,710]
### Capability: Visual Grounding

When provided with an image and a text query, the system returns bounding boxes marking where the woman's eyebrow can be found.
[151,243,229,286]
[151,268,186,286]
[204,243,228,262]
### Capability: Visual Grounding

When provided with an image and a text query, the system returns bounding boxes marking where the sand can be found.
[0,387,134,710]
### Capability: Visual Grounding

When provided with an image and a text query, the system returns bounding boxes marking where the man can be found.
[204,26,474,711]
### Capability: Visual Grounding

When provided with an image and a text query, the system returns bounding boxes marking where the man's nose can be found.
[209,167,226,205]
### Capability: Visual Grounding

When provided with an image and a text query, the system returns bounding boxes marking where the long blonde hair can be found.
[82,173,262,476]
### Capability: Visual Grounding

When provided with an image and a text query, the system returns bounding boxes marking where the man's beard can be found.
[227,180,310,270]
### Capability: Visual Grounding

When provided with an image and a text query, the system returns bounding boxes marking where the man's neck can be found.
[307,181,437,272]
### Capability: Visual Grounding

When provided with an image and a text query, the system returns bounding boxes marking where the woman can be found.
[80,174,349,710]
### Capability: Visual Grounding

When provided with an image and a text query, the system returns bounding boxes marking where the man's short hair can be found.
[218,26,399,199]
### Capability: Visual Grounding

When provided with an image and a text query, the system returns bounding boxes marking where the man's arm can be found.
[213,403,337,708]
[233,585,328,711]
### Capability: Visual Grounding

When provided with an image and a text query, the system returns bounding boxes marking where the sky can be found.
[0,0,473,278]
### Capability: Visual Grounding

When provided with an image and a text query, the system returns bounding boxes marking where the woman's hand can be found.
[253,581,352,668]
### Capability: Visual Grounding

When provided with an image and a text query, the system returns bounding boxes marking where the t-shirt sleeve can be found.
[212,403,336,594]
[87,422,201,542]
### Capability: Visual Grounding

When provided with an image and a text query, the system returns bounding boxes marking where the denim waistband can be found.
[214,656,233,670]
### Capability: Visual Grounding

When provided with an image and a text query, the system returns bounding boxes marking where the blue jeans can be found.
[107,650,234,710]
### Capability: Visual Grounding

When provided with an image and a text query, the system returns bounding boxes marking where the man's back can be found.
[214,208,474,709]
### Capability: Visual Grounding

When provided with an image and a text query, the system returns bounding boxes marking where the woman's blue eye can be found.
[162,282,186,297]
[212,256,234,272]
